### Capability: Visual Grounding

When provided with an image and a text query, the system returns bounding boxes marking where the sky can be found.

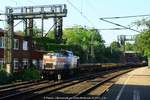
[0,0,150,45]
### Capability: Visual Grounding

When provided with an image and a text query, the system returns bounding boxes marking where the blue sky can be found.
[0,0,150,44]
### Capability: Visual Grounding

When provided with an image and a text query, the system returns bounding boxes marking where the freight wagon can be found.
[42,50,146,79]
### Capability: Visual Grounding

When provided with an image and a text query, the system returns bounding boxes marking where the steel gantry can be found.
[118,35,136,53]
[4,4,67,73]
[118,35,136,45]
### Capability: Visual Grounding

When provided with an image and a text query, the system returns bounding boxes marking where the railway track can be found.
[74,70,131,97]
[0,68,134,100]
[0,80,52,98]
[37,69,133,100]
[0,69,116,100]
[0,80,41,90]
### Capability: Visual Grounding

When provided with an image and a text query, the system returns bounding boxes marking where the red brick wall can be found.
[0,31,44,59]
[0,49,4,57]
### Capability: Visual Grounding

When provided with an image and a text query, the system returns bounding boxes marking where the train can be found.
[42,50,146,79]
[42,50,79,79]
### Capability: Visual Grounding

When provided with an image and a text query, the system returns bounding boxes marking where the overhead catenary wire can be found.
[4,20,23,32]
[66,0,96,28]
[84,1,126,31]
[86,0,100,20]
[44,23,55,37]
[99,18,141,33]
[98,28,126,30]
[100,14,150,19]
[14,20,23,28]
[66,0,145,33]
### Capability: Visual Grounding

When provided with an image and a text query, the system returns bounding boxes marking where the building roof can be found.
[0,28,25,36]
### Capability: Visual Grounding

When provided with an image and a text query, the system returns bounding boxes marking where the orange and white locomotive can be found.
[42,50,79,79]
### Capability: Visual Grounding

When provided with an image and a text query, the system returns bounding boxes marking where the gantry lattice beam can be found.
[118,35,136,45]
[5,4,67,19]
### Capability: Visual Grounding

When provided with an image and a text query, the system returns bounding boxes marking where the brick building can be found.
[0,28,45,72]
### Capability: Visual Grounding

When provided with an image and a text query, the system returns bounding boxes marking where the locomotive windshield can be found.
[47,53,64,57]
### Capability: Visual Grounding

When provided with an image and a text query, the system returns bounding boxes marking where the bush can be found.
[0,70,12,85]
[21,67,41,81]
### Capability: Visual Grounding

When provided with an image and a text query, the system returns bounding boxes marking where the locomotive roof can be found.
[48,50,73,54]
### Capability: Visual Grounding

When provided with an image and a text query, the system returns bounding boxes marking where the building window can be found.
[0,58,4,69]
[14,39,19,50]
[14,58,19,72]
[32,59,37,67]
[0,37,4,48]
[23,58,28,69]
[23,40,28,50]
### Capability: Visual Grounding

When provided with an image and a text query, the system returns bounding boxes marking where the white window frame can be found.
[14,58,19,71]
[23,58,28,67]
[23,40,28,50]
[14,39,19,50]
[32,59,37,66]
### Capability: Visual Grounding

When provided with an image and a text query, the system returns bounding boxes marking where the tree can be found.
[108,41,122,62]
[124,42,135,51]
[63,25,105,62]
[135,29,150,57]
[110,41,121,51]
[47,30,55,39]
[133,18,150,57]
[32,25,42,37]
[133,18,150,29]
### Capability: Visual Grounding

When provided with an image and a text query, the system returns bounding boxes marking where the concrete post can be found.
[6,64,11,74]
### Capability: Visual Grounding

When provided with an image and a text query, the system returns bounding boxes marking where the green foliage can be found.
[34,25,128,63]
[39,25,123,63]
[21,66,41,81]
[124,42,135,51]
[133,18,150,29]
[100,46,121,63]
[110,41,121,51]
[47,30,55,39]
[0,69,12,85]
[105,41,121,63]
[133,18,150,57]
[37,25,106,63]
[135,29,150,57]
[63,25,105,62]
[0,64,4,70]
[33,37,62,50]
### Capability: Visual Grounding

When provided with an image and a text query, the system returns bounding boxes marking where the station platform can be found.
[102,67,150,100]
